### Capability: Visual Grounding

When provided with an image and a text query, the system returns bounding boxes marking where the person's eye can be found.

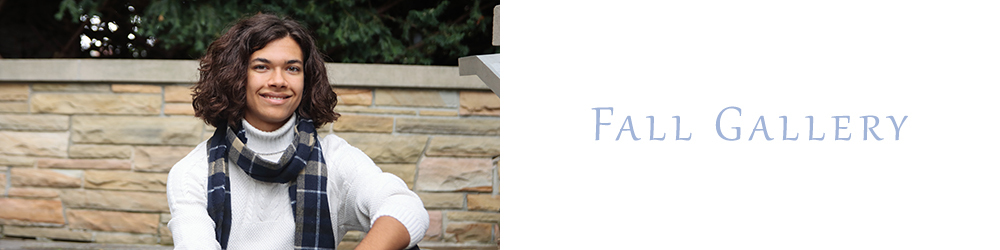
[288,66,302,73]
[251,65,268,71]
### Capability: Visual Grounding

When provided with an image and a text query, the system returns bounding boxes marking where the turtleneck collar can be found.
[241,113,297,154]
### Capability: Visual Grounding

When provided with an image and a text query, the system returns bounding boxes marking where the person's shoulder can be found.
[319,133,362,156]
[319,133,348,150]
[319,133,375,166]
[169,139,211,176]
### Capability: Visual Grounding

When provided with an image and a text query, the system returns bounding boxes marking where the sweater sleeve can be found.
[322,134,429,249]
[166,141,223,250]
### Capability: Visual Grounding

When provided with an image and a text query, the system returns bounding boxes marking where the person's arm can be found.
[166,143,223,250]
[355,216,410,250]
[324,135,429,249]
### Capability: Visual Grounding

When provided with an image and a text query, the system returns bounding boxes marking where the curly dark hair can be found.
[192,13,339,128]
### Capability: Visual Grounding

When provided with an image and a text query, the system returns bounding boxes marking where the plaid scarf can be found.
[206,118,335,250]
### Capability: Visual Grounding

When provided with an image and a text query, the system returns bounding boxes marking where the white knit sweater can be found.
[167,117,428,249]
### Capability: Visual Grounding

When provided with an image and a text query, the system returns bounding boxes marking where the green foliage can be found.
[54,0,498,65]
[54,0,97,21]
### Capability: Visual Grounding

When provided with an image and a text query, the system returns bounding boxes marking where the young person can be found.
[166,13,427,250]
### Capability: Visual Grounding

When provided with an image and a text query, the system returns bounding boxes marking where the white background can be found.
[502,0,1000,249]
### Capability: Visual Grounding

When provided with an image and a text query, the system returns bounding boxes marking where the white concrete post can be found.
[493,5,499,46]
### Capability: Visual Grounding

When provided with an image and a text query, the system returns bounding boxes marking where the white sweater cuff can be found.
[372,195,429,248]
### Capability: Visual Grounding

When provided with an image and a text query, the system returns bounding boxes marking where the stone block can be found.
[467,194,500,212]
[0,131,69,157]
[159,218,172,245]
[69,145,132,159]
[333,88,373,106]
[424,211,442,241]
[0,114,69,131]
[112,84,162,93]
[426,136,500,157]
[61,189,168,213]
[332,114,393,133]
[374,89,458,108]
[0,198,66,226]
[84,170,168,192]
[3,226,93,242]
[32,83,110,92]
[160,213,172,244]
[325,63,487,89]
[416,192,464,209]
[0,156,35,167]
[318,121,334,133]
[0,172,5,194]
[395,118,499,136]
[0,101,30,113]
[0,84,29,101]
[447,211,499,223]
[7,187,61,199]
[67,209,158,234]
[337,133,428,163]
[416,157,493,192]
[134,146,195,172]
[94,232,159,244]
[459,91,500,116]
[377,163,416,189]
[37,158,131,170]
[164,103,195,115]
[444,222,493,244]
[72,116,203,145]
[335,105,417,115]
[164,85,193,103]
[28,59,198,83]
[10,168,82,188]
[419,110,458,117]
[31,93,160,115]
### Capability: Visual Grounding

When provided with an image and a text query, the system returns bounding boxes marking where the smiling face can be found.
[244,36,305,132]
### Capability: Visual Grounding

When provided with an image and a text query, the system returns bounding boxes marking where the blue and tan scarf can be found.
[206,118,335,249]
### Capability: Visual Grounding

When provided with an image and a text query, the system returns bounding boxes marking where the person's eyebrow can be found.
[252,58,301,65]
[251,58,271,64]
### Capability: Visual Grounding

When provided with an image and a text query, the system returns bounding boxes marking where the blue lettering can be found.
[780,116,798,141]
[888,116,908,140]
[833,116,851,141]
[749,116,774,141]
[716,106,741,141]
[861,115,883,141]
[808,116,825,141]
[617,116,640,141]
[648,116,666,141]
[593,107,613,140]
[673,116,691,141]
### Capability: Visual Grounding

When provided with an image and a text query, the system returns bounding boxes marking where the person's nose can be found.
[268,69,287,88]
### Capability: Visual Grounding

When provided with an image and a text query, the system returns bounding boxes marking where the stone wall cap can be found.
[0,59,488,90]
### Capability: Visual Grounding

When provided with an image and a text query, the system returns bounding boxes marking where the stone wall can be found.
[0,59,500,249]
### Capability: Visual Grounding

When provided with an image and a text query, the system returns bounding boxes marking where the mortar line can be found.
[4,167,10,197]
[160,85,166,117]
[412,134,433,193]
[26,83,33,115]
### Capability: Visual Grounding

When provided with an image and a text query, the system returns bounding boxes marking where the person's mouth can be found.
[260,92,291,104]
